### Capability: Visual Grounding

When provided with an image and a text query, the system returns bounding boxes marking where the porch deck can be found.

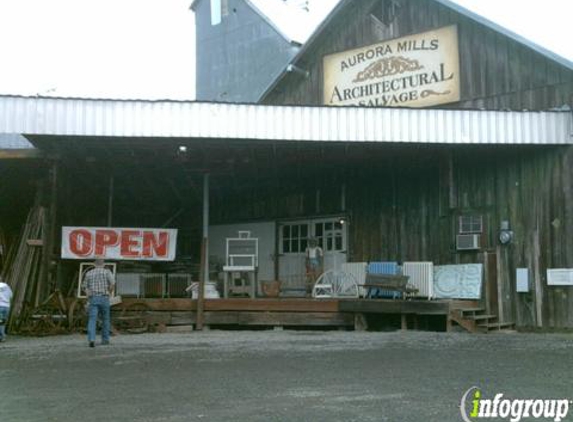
[112,298,479,331]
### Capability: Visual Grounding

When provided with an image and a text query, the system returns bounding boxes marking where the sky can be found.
[0,0,571,101]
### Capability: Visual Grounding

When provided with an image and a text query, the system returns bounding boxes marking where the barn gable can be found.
[261,0,573,111]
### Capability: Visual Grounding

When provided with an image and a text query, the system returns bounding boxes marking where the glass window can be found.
[335,236,342,250]
[292,225,299,237]
[459,216,483,233]
[292,240,300,253]
[315,224,323,236]
[281,223,310,254]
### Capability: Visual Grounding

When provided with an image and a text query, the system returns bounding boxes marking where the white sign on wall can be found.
[323,25,460,108]
[61,226,178,261]
[547,269,573,286]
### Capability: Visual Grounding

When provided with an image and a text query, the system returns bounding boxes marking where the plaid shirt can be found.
[82,267,115,297]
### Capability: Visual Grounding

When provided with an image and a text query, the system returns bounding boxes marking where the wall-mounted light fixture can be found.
[499,220,514,245]
[286,64,310,78]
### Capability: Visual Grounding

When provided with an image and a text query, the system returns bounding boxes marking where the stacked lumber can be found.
[1,206,46,332]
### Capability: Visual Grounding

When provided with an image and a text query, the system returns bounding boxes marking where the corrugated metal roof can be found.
[0,95,570,145]
[0,133,34,149]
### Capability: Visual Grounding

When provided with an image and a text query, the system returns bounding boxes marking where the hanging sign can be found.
[61,226,178,261]
[323,25,460,108]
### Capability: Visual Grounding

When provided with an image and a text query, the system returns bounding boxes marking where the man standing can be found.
[0,276,13,342]
[81,258,115,347]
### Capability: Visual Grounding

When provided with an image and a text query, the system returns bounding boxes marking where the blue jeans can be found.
[87,296,111,343]
[0,306,9,340]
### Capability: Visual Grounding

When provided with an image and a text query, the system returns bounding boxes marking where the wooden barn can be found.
[0,0,572,334]
[191,0,573,330]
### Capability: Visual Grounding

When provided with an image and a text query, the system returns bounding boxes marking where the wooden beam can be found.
[158,311,354,327]
[339,299,451,315]
[109,298,341,313]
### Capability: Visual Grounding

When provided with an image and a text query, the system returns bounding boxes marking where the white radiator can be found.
[167,274,193,297]
[341,262,367,297]
[140,273,167,298]
[403,262,434,299]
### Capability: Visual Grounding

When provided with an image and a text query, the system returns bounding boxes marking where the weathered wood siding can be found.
[263,0,573,111]
[210,145,573,328]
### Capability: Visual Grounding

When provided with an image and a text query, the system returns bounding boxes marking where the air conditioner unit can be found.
[456,234,480,250]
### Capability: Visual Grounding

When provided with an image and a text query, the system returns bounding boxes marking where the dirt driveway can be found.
[1,330,572,422]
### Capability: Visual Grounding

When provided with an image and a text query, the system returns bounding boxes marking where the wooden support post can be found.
[354,313,368,331]
[196,173,209,331]
[203,173,209,286]
[401,314,408,331]
[107,176,114,227]
[448,151,457,209]
[38,160,58,304]
[196,238,206,330]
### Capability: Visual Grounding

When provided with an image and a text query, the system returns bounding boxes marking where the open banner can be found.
[61,227,178,261]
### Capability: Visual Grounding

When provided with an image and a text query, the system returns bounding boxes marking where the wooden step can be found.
[458,307,486,314]
[465,314,497,321]
[478,321,515,331]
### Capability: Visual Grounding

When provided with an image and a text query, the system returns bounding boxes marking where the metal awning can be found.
[0,95,571,145]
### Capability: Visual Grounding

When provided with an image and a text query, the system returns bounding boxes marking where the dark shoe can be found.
[101,340,110,345]
[89,341,95,348]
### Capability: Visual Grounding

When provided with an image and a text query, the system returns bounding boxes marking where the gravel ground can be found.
[1,330,572,422]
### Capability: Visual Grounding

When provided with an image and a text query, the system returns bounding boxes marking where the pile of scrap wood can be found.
[1,205,51,333]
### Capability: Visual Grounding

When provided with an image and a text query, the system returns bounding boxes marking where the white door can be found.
[312,218,347,273]
[278,217,347,289]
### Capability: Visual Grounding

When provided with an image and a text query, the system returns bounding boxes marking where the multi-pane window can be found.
[314,221,344,252]
[280,219,346,253]
[459,215,483,234]
[281,224,308,253]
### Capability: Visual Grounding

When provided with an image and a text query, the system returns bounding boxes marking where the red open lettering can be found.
[142,231,169,257]
[120,230,141,257]
[69,229,93,257]
[95,229,119,256]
